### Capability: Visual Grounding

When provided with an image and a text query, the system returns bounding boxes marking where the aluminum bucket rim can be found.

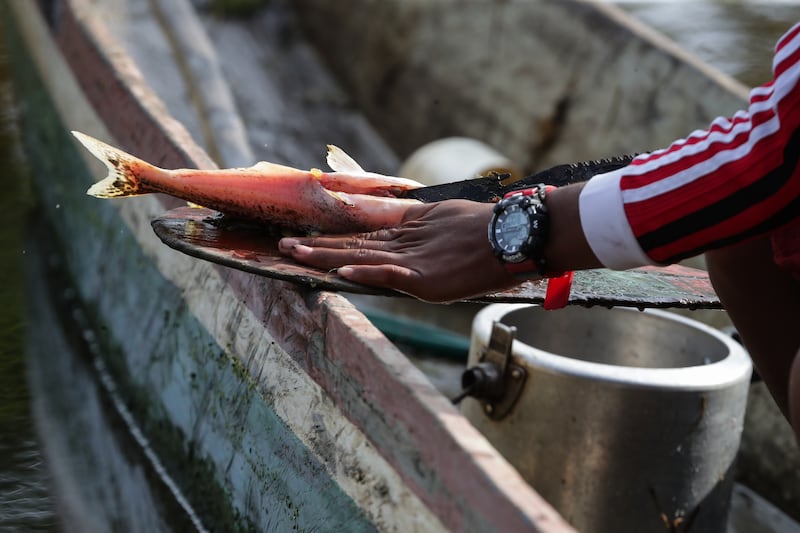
[472,303,752,392]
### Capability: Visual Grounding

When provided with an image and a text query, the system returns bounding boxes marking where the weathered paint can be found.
[24,220,208,532]
[4,5,397,531]
[6,2,431,532]
[6,0,574,531]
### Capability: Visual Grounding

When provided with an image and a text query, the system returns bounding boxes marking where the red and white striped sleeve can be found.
[579,22,800,270]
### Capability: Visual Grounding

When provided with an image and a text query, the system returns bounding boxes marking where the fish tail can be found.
[72,131,161,198]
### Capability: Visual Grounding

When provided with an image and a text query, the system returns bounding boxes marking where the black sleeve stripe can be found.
[665,193,800,263]
[636,124,800,261]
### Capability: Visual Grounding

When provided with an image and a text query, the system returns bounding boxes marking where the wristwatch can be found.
[488,185,552,278]
[488,184,574,310]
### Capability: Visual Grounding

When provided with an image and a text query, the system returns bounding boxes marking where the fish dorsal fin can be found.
[252,161,308,176]
[326,145,365,173]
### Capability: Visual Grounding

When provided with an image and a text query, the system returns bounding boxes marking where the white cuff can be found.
[579,170,657,270]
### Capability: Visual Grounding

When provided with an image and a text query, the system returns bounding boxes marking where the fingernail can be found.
[338,266,353,277]
[292,244,313,256]
[279,238,298,252]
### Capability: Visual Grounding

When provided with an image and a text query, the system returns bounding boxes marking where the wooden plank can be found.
[196,1,401,172]
[152,206,721,309]
[53,0,213,172]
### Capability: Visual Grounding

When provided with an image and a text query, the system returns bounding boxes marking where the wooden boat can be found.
[3,0,795,530]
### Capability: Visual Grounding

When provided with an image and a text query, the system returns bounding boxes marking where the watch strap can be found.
[503,259,540,279]
[543,271,574,310]
[499,185,573,309]
[503,186,551,200]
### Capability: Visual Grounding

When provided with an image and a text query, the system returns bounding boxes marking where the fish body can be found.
[73,131,424,234]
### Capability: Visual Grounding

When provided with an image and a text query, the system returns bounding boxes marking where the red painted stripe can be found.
[56,3,214,173]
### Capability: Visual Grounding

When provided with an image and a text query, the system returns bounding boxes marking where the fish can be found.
[72,131,424,234]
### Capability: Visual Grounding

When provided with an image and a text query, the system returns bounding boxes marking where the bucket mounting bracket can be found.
[456,321,527,420]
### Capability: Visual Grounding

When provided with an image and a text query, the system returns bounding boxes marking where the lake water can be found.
[0,18,57,532]
[0,2,799,530]
[619,0,800,87]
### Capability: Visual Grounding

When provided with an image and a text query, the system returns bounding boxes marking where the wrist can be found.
[487,184,578,309]
[544,183,602,272]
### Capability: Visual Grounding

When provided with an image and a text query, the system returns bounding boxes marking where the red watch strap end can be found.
[543,271,574,310]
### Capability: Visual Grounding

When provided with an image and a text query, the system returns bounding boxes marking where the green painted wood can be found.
[3,7,379,530]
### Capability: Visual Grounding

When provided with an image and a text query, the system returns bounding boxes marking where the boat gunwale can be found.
[11,0,576,530]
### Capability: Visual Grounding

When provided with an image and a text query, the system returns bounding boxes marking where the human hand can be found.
[278,200,523,302]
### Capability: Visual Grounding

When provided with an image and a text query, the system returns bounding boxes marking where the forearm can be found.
[706,237,800,420]
[541,182,604,273]
[647,31,799,260]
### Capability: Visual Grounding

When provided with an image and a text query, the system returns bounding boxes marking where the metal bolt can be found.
[484,403,494,415]
[511,368,522,380]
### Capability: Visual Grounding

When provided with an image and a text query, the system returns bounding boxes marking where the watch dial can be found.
[495,206,529,253]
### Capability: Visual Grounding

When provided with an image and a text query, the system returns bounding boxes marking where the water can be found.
[0,1,799,530]
[617,1,800,87]
[0,20,58,532]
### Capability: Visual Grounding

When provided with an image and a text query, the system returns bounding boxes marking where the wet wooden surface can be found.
[153,206,722,309]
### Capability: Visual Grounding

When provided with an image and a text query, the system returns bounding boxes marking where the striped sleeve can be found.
[580,22,800,270]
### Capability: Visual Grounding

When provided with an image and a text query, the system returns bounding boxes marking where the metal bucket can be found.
[463,304,752,533]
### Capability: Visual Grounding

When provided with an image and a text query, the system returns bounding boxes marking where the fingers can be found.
[280,238,402,271]
[339,264,469,303]
[338,264,419,291]
[278,229,396,254]
[279,234,422,293]
[278,230,425,294]
[273,200,504,301]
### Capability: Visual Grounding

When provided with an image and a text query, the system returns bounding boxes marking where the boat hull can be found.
[7,0,800,530]
[3,0,570,530]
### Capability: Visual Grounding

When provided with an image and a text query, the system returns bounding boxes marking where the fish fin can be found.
[252,161,273,171]
[252,161,308,175]
[326,145,365,173]
[323,188,355,207]
[72,131,158,198]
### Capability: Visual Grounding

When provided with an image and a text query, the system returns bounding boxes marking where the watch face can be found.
[494,205,530,253]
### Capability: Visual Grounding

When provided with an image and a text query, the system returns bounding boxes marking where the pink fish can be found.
[72,131,424,234]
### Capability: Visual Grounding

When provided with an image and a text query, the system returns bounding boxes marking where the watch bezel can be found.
[488,189,550,267]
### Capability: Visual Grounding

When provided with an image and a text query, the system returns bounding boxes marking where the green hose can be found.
[363,310,471,362]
